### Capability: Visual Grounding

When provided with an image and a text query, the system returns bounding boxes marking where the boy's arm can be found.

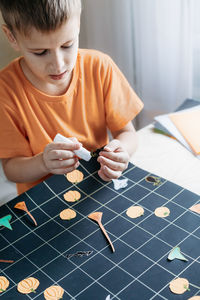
[97,121,137,181]
[2,141,81,183]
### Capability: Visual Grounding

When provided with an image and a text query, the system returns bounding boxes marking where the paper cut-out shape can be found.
[88,212,115,252]
[112,178,128,190]
[14,202,37,226]
[188,296,200,300]
[44,285,64,300]
[17,277,39,294]
[168,246,188,262]
[154,207,170,218]
[0,276,9,293]
[169,278,190,294]
[66,251,93,259]
[66,169,84,183]
[126,206,144,219]
[60,208,76,220]
[106,295,111,300]
[189,204,200,214]
[0,260,14,263]
[0,215,12,230]
[145,175,161,186]
[63,190,81,202]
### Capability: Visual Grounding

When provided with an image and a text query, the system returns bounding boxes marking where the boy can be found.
[0,0,143,195]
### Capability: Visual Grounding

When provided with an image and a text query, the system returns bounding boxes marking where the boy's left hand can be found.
[97,139,129,181]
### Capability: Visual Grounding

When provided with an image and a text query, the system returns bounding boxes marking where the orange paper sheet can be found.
[169,109,200,155]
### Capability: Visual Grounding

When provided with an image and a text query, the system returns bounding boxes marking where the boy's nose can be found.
[51,52,65,74]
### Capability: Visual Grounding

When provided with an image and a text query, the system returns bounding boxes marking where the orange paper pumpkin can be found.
[17,277,40,294]
[44,285,64,300]
[66,170,83,183]
[63,190,81,202]
[0,276,9,293]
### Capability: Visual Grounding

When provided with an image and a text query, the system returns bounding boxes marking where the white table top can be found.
[130,124,200,196]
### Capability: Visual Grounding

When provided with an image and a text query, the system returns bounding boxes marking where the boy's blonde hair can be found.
[0,0,81,35]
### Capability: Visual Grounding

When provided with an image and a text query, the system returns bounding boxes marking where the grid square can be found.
[81,252,115,279]
[120,226,152,250]
[50,230,80,252]
[179,235,200,260]
[14,232,44,256]
[124,166,147,182]
[157,224,189,246]
[139,264,174,292]
[174,211,200,233]
[70,217,98,240]
[158,254,190,276]
[98,266,133,295]
[76,282,113,300]
[139,214,169,235]
[173,189,199,208]
[73,196,101,215]
[101,239,133,264]
[27,243,58,268]
[34,219,64,242]
[19,207,50,229]
[139,237,171,261]
[119,251,152,278]
[91,186,118,205]
[106,195,134,213]
[41,196,67,218]
[58,268,93,297]
[0,245,23,270]
[77,176,103,195]
[118,279,155,300]
[4,257,38,283]
[84,229,115,252]
[45,174,72,194]
[1,219,30,243]
[156,181,183,199]
[42,255,74,282]
[27,181,56,205]
[139,192,168,211]
[105,215,134,237]
[123,184,150,203]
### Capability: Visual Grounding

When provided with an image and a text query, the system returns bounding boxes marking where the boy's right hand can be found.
[42,138,81,175]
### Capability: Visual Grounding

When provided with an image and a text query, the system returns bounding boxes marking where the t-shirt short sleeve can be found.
[0,102,32,158]
[103,56,143,132]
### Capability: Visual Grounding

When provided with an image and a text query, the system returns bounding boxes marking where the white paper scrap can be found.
[112,178,128,190]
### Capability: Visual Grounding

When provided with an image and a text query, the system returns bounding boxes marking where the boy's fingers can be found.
[99,151,129,164]
[97,156,125,171]
[52,141,81,151]
[49,150,76,160]
[50,161,80,175]
[98,169,111,182]
[103,139,121,152]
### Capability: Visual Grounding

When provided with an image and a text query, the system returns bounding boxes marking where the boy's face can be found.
[8,14,80,94]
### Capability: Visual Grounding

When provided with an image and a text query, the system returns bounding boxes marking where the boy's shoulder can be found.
[0,57,21,84]
[78,49,112,67]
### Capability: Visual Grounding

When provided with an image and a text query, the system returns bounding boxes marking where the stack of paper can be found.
[154,99,200,158]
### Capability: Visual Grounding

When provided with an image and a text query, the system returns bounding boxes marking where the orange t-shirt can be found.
[0,49,143,194]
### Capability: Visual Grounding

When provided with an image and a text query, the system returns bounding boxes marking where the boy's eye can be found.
[62,43,74,49]
[34,50,47,56]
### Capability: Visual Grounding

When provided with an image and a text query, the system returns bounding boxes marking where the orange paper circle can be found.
[126,206,144,218]
[66,170,83,183]
[60,208,76,220]
[63,190,81,202]
[17,277,39,294]
[44,285,64,300]
[154,207,170,218]
[169,278,189,294]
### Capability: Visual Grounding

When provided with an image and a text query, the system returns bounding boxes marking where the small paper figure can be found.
[66,251,93,259]
[0,260,14,263]
[14,202,37,226]
[168,246,188,262]
[88,212,115,252]
[112,178,128,190]
[106,295,111,300]
[0,215,12,230]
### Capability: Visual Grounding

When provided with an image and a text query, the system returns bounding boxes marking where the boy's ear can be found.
[2,24,20,51]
